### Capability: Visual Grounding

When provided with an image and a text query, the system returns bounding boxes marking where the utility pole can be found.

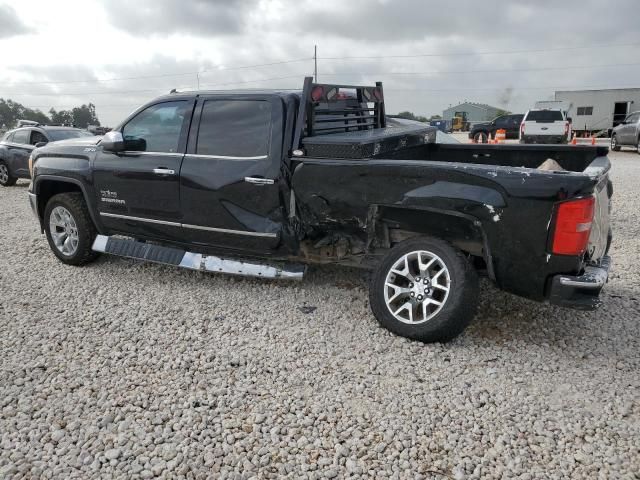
[196,72,200,90]
[314,45,318,82]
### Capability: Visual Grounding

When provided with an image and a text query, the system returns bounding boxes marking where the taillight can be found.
[551,197,595,255]
[564,122,569,135]
[310,86,324,102]
[520,123,525,137]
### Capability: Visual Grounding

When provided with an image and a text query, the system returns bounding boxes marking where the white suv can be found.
[520,109,571,144]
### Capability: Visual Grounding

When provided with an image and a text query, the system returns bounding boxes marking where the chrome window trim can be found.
[99,212,278,238]
[122,151,183,157]
[186,153,268,161]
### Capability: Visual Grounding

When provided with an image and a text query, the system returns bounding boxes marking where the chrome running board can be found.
[91,235,305,280]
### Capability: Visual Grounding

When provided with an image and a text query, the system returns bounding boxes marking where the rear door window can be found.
[494,116,508,128]
[12,129,30,144]
[526,110,563,123]
[196,100,272,158]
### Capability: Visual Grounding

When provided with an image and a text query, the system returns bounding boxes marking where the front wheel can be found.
[0,161,17,187]
[611,134,621,151]
[369,237,479,343]
[44,193,99,266]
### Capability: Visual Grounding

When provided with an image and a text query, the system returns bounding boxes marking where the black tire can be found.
[44,192,99,266]
[611,134,621,151]
[473,131,488,144]
[369,237,479,343]
[0,160,17,187]
[636,136,640,154]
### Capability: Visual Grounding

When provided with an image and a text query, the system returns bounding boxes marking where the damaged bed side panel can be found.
[291,158,599,300]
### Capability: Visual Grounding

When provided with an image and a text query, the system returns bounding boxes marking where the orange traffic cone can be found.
[571,134,577,145]
[591,136,596,145]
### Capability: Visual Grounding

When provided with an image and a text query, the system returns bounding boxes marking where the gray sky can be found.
[0,0,638,125]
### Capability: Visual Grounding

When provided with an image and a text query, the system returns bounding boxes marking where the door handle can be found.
[153,168,176,175]
[244,176,274,185]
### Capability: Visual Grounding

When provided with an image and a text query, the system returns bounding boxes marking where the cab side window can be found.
[122,101,189,153]
[196,100,272,158]
[12,129,30,145]
[494,116,508,128]
[30,130,48,145]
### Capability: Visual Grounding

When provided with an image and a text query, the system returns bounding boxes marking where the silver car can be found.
[611,111,640,153]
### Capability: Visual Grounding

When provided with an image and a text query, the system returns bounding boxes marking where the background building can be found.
[442,102,503,125]
[554,88,640,135]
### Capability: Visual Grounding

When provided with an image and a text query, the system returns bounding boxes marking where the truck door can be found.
[93,100,193,241]
[6,129,33,177]
[619,112,639,144]
[179,96,284,253]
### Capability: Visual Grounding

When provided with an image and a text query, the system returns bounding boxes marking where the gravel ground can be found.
[1,150,639,479]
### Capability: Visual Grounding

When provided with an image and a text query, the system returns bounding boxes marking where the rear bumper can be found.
[548,256,611,310]
[521,134,567,144]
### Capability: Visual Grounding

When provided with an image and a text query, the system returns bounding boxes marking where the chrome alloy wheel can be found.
[0,164,8,184]
[383,250,451,324]
[49,206,79,256]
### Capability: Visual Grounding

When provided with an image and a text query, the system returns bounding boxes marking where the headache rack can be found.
[292,77,386,150]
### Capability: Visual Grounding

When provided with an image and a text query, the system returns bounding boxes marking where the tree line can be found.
[395,111,442,122]
[0,99,101,130]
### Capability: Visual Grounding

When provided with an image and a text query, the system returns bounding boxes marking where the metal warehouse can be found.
[442,102,502,124]
[555,88,640,135]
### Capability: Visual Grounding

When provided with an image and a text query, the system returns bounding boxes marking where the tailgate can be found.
[524,120,565,136]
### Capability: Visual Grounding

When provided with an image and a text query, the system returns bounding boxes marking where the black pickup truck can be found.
[27,78,612,343]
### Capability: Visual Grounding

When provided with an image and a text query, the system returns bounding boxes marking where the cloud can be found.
[103,0,259,37]
[0,0,638,126]
[0,4,33,39]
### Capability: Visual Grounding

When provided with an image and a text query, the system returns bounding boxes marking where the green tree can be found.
[396,111,429,122]
[71,103,100,128]
[49,108,74,126]
[0,98,51,128]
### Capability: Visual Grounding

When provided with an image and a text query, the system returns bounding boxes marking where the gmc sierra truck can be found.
[27,78,613,343]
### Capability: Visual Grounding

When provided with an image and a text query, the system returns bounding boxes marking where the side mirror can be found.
[35,141,47,148]
[101,131,125,152]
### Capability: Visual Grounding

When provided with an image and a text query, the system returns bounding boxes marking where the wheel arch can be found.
[33,176,101,233]
[373,205,495,280]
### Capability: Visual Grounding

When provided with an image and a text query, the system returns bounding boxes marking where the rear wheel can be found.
[636,137,640,154]
[611,134,621,151]
[369,237,479,343]
[44,193,99,266]
[0,161,17,187]
[473,131,488,144]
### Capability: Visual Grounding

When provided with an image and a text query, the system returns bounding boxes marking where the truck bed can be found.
[375,142,609,173]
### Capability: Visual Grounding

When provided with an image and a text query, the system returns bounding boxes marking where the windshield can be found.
[526,110,563,123]
[47,129,94,141]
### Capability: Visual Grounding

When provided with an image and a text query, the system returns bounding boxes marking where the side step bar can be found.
[92,235,305,280]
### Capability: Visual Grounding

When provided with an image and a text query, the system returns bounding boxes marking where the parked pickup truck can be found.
[520,108,572,144]
[28,78,613,343]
